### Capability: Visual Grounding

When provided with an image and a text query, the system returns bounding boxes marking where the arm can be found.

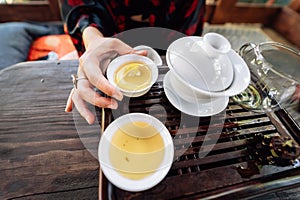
[62,0,148,124]
[61,0,117,55]
[63,0,206,125]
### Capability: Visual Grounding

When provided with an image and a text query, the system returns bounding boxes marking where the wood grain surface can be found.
[0,60,100,199]
[1,60,300,200]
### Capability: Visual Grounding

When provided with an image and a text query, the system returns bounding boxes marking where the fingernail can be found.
[107,103,118,110]
[134,50,148,56]
[65,107,72,112]
[112,91,123,101]
[86,116,95,125]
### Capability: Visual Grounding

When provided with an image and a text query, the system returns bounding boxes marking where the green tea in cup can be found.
[114,61,152,91]
[109,120,165,180]
[107,54,158,97]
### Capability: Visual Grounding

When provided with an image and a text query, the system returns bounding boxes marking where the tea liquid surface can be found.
[109,121,165,180]
[114,61,152,91]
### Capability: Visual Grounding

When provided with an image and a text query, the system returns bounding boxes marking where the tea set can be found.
[107,32,250,116]
[98,33,250,191]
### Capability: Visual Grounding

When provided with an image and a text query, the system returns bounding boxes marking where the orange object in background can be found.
[27,34,76,61]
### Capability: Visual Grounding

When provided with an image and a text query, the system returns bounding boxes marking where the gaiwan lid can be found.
[166,32,234,92]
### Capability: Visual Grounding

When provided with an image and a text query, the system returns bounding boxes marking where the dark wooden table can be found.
[0,60,100,199]
[1,60,300,200]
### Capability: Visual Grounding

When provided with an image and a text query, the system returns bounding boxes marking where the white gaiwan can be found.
[164,32,251,116]
[167,32,234,92]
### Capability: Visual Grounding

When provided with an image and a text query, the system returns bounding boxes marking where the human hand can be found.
[292,85,300,101]
[65,27,146,124]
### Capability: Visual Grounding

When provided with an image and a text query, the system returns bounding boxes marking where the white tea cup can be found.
[107,54,158,97]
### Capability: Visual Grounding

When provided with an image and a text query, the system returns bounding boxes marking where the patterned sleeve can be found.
[164,0,206,36]
[62,0,117,55]
[61,0,206,54]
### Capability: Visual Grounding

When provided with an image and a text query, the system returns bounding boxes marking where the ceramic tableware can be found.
[98,113,174,192]
[164,33,250,116]
[107,54,158,97]
[166,33,234,92]
[133,45,163,66]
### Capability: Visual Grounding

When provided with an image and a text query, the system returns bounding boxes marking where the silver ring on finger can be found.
[71,74,87,89]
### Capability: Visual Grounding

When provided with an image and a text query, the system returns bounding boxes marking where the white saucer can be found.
[164,71,229,117]
[98,113,174,192]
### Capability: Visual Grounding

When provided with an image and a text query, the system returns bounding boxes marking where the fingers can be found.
[78,55,124,101]
[86,66,123,101]
[72,88,96,125]
[66,37,149,125]
[65,88,75,112]
[133,49,148,56]
[65,77,119,124]
[292,85,300,101]
[76,78,119,109]
[80,39,149,99]
[65,85,118,125]
[79,52,123,100]
[64,88,95,124]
